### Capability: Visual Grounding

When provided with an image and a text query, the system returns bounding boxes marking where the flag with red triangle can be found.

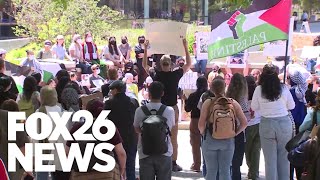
[208,0,292,60]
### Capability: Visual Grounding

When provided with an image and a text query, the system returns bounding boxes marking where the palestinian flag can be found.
[6,60,62,93]
[208,0,292,60]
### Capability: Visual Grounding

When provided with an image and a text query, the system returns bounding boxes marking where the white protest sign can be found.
[196,32,210,60]
[178,71,198,90]
[226,50,248,68]
[146,21,188,56]
[301,46,320,59]
[81,74,91,87]
[263,18,294,56]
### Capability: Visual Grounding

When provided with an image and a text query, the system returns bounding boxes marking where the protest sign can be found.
[226,50,248,68]
[301,46,320,59]
[81,74,91,87]
[178,71,198,90]
[146,21,188,56]
[196,32,210,60]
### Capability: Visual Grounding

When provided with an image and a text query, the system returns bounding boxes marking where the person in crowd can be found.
[142,38,191,172]
[134,81,175,179]
[55,69,69,84]
[83,32,99,62]
[123,62,138,83]
[123,73,139,100]
[61,87,80,129]
[104,80,139,180]
[1,99,19,111]
[51,35,72,61]
[299,90,320,133]
[67,99,127,180]
[37,40,53,59]
[70,34,90,74]
[48,79,56,88]
[288,129,320,179]
[250,69,261,85]
[102,68,118,97]
[0,76,15,107]
[0,157,10,180]
[226,73,249,180]
[69,34,84,61]
[185,76,208,172]
[198,78,247,180]
[135,35,148,89]
[37,86,69,180]
[0,107,31,180]
[306,83,317,107]
[20,50,43,74]
[288,70,308,180]
[17,76,41,117]
[119,36,132,62]
[31,72,43,92]
[103,36,123,68]
[141,76,153,106]
[251,64,295,180]
[0,59,18,98]
[224,73,233,89]
[301,11,309,22]
[89,64,105,89]
[56,76,71,104]
[208,64,224,78]
[293,12,298,31]
[245,75,261,180]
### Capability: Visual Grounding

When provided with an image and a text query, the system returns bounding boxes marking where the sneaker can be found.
[190,165,200,173]
[172,164,183,172]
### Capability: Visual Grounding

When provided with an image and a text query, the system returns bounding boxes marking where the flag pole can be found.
[283,39,289,84]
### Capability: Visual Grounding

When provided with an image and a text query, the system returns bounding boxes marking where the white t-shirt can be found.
[134,102,175,159]
[69,43,82,59]
[251,85,295,118]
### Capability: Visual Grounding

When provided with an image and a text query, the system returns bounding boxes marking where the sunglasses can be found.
[93,67,99,70]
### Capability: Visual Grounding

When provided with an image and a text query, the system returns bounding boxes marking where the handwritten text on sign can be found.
[179,72,198,90]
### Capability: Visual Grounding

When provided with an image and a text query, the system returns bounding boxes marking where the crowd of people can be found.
[0,30,320,180]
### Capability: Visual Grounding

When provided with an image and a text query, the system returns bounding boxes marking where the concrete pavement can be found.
[135,130,267,180]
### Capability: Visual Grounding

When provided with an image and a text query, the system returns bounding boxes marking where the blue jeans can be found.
[195,59,208,75]
[123,144,137,180]
[231,132,245,180]
[260,116,292,180]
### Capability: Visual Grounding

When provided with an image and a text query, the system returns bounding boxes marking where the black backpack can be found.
[141,105,170,155]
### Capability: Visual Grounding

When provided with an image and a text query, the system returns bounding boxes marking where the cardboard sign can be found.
[178,71,198,90]
[196,32,210,60]
[146,21,188,56]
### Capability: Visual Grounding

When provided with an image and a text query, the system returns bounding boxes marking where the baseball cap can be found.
[0,49,7,55]
[44,40,52,46]
[109,80,126,93]
[91,64,100,71]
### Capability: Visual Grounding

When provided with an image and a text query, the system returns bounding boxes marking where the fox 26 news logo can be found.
[7,110,116,173]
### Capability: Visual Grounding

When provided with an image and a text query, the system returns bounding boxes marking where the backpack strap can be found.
[141,105,151,116]
[157,105,167,116]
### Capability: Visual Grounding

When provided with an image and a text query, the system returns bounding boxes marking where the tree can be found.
[12,0,122,43]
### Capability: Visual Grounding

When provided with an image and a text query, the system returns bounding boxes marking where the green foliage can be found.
[209,0,254,12]
[6,43,42,63]
[12,0,122,44]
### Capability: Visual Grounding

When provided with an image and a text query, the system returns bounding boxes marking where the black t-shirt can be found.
[0,73,18,98]
[153,68,184,106]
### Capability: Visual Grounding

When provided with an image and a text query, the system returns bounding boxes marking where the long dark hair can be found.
[196,76,208,94]
[259,64,282,101]
[245,75,257,101]
[23,76,37,101]
[108,36,119,56]
[226,73,248,102]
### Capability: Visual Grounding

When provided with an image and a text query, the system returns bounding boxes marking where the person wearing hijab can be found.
[288,70,308,180]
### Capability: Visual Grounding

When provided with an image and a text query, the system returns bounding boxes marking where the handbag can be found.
[286,109,318,152]
[301,140,320,180]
